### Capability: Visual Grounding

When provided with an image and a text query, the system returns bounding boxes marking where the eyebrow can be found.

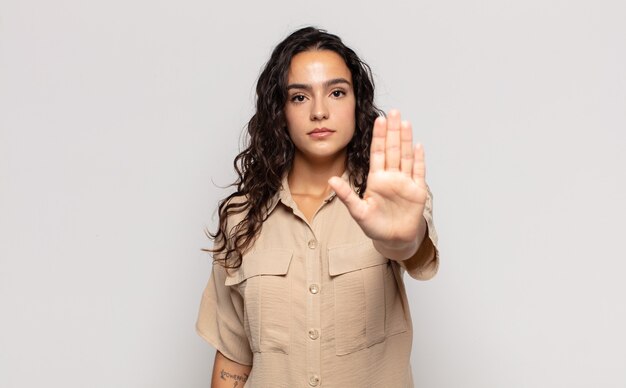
[286,78,352,92]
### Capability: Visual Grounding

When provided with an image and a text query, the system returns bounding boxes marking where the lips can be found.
[308,127,335,134]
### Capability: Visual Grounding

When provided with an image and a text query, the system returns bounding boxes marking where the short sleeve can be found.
[398,184,440,280]
[195,262,253,365]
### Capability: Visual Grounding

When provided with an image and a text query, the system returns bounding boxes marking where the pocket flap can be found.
[328,241,388,276]
[224,249,293,286]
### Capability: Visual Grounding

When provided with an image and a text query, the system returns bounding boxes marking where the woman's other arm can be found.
[211,350,252,388]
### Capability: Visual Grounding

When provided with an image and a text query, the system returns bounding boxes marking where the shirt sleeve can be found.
[398,184,440,280]
[195,262,253,365]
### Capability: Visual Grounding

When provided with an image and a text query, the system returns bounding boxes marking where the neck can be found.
[288,151,347,197]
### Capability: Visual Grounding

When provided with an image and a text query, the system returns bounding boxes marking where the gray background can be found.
[1,0,625,387]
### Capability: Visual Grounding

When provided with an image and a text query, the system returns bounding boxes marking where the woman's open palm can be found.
[328,109,428,244]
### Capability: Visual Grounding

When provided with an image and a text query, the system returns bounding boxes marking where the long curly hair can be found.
[206,26,383,269]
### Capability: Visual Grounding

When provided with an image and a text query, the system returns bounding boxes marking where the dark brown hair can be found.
[205,26,383,268]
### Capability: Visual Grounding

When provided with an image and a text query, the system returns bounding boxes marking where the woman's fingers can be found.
[400,120,413,177]
[412,143,426,183]
[329,176,367,221]
[370,110,422,179]
[370,116,386,173]
[385,110,401,171]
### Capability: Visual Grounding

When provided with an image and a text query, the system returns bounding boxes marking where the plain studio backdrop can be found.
[1,0,625,387]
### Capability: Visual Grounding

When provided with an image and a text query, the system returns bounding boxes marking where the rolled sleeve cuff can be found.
[195,265,253,366]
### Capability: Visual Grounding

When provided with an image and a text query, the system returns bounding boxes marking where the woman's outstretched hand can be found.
[328,109,428,261]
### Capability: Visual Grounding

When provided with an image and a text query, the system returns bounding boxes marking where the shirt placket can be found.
[304,196,336,387]
[305,218,321,387]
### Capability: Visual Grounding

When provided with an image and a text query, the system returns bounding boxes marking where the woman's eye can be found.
[331,90,345,97]
[291,95,306,103]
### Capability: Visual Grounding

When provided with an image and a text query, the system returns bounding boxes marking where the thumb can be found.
[328,176,366,221]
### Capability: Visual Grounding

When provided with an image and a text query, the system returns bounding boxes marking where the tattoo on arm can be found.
[220,369,249,387]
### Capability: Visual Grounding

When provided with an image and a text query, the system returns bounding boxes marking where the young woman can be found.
[196,26,440,387]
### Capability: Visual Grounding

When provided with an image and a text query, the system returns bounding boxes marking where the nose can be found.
[310,98,329,121]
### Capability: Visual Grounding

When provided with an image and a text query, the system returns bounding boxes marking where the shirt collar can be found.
[266,169,352,215]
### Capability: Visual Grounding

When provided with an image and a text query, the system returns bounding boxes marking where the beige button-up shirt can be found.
[196,171,440,387]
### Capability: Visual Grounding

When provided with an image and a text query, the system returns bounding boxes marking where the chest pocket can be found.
[225,249,293,354]
[329,241,408,356]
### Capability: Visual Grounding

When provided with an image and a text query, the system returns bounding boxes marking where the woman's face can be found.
[283,49,356,165]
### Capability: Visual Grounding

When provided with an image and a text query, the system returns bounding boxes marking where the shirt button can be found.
[308,329,319,340]
[309,375,320,386]
[307,239,317,249]
[308,284,319,294]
